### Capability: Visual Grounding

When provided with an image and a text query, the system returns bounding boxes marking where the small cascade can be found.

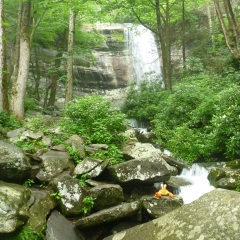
[124,24,162,84]
[178,164,215,204]
[128,118,148,129]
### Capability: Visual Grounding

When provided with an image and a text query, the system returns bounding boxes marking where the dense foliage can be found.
[121,78,168,121]
[60,95,127,145]
[122,73,240,163]
[0,111,22,130]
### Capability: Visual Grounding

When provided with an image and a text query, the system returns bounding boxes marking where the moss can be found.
[226,159,240,169]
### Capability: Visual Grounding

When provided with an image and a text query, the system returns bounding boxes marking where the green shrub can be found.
[14,139,46,154]
[24,98,38,112]
[0,226,45,240]
[0,110,22,130]
[90,144,124,166]
[210,85,240,159]
[25,115,46,132]
[66,145,82,164]
[121,80,167,121]
[60,95,127,145]
[81,196,94,216]
[152,74,239,162]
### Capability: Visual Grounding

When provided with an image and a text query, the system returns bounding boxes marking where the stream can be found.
[177,164,215,204]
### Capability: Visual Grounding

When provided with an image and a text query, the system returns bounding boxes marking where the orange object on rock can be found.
[154,183,174,198]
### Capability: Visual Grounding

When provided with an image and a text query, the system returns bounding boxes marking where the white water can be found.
[124,25,214,204]
[124,24,162,84]
[178,164,215,204]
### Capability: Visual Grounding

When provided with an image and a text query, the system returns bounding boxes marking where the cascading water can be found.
[177,164,215,204]
[123,24,214,204]
[124,24,162,84]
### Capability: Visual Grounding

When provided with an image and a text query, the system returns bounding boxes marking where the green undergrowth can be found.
[122,73,240,163]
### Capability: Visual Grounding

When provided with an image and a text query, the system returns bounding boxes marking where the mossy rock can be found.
[207,167,226,187]
[225,159,240,169]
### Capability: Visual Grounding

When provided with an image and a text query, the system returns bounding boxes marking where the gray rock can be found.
[36,150,75,182]
[0,183,33,233]
[166,176,192,189]
[208,165,240,189]
[85,179,107,187]
[161,154,191,172]
[121,142,161,160]
[108,157,178,184]
[51,144,67,151]
[20,130,44,141]
[89,184,124,210]
[42,136,52,147]
[65,135,85,159]
[27,188,58,231]
[73,157,104,176]
[103,189,240,240]
[6,127,25,139]
[141,195,183,219]
[85,144,109,155]
[110,222,140,235]
[0,140,31,182]
[75,201,140,230]
[87,159,110,178]
[46,210,85,240]
[50,174,87,217]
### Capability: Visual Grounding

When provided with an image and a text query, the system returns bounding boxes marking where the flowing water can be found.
[177,164,215,204]
[124,24,162,84]
[125,25,215,204]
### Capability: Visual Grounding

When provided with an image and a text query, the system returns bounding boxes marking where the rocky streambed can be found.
[0,121,240,240]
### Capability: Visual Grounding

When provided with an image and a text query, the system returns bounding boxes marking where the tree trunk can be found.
[182,0,186,67]
[31,47,41,101]
[155,0,172,91]
[214,0,240,62]
[206,0,215,47]
[8,0,21,86]
[10,0,31,120]
[47,51,63,107]
[0,0,9,111]
[65,8,76,104]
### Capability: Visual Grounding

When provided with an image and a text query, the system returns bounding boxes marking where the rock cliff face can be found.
[74,24,133,91]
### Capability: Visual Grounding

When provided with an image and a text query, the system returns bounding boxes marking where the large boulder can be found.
[141,195,183,219]
[208,160,240,189]
[50,174,87,217]
[75,201,140,230]
[108,157,178,184]
[121,142,161,160]
[0,183,33,233]
[89,184,124,210]
[36,150,75,182]
[73,157,105,177]
[85,144,109,155]
[65,135,85,160]
[0,140,31,182]
[161,154,191,172]
[27,189,58,231]
[104,188,240,240]
[46,210,85,240]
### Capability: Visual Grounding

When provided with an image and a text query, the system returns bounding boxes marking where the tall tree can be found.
[65,8,77,104]
[0,0,9,111]
[214,0,240,63]
[10,0,31,119]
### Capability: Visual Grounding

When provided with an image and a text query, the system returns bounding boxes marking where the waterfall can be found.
[177,164,215,204]
[124,24,162,84]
